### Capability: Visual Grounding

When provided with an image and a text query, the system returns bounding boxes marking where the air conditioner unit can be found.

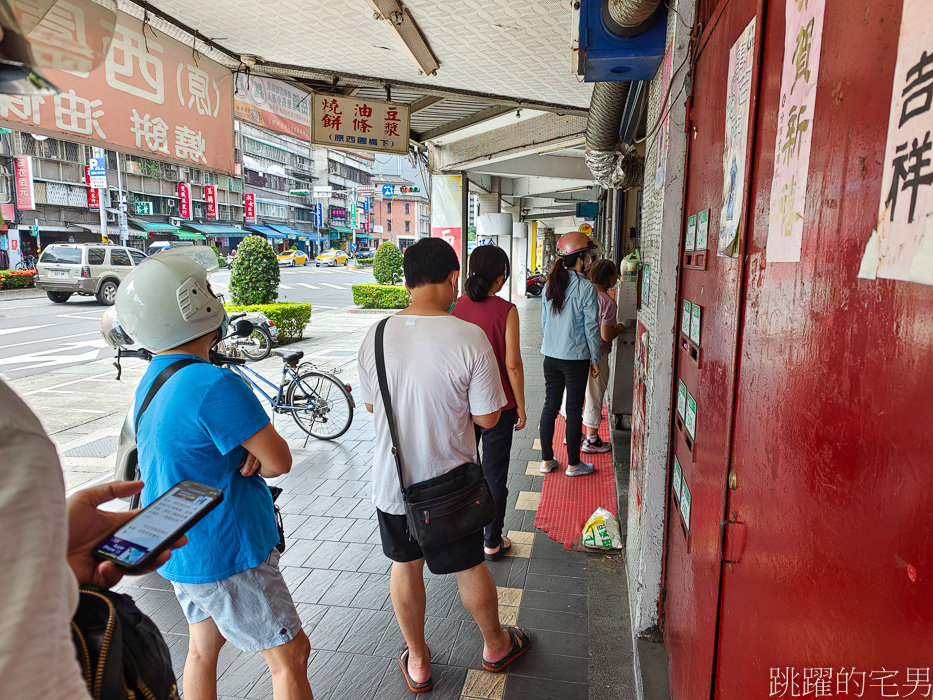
[178,167,190,182]
[169,217,182,227]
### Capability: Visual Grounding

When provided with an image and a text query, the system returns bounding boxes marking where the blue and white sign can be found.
[362,197,369,212]
[382,184,394,198]
[88,157,107,189]
[314,203,323,227]
[350,242,358,251]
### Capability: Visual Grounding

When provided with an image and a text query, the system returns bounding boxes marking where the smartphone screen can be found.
[95,481,222,570]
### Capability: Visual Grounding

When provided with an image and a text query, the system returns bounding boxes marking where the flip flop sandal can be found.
[482,626,532,673]
[484,540,512,562]
[397,646,433,693]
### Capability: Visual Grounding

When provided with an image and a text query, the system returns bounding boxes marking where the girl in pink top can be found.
[452,245,526,561]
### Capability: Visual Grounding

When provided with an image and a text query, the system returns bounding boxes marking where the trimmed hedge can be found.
[229,235,280,305]
[0,269,37,289]
[352,283,409,309]
[226,302,313,342]
[357,257,374,267]
[373,242,403,285]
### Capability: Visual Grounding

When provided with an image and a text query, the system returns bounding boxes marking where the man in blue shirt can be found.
[114,251,313,700]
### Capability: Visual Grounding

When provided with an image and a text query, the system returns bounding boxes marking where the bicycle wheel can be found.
[286,370,353,440]
[239,327,272,361]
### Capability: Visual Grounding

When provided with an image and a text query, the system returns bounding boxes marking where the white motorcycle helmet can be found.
[114,248,227,353]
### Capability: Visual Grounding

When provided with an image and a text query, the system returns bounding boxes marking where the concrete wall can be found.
[626,0,695,642]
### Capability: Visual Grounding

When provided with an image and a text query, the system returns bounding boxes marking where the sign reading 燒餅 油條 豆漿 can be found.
[312,94,410,156]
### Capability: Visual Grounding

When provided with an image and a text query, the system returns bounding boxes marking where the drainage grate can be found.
[63,436,120,459]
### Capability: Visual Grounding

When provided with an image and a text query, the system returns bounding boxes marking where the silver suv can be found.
[35,243,147,305]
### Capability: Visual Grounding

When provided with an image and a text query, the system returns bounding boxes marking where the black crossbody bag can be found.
[374,317,496,547]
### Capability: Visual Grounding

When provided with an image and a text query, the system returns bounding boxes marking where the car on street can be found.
[277,250,309,266]
[35,243,147,305]
[315,249,349,267]
[356,249,376,260]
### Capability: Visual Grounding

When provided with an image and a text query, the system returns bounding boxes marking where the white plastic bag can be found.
[582,507,623,550]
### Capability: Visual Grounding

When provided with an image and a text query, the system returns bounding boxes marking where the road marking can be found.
[0,324,53,336]
[0,330,98,350]
[0,340,108,369]
[319,283,345,290]
[314,305,338,309]
[57,311,106,320]
[296,283,321,290]
[212,281,229,289]
[278,283,294,290]
[23,370,114,396]
[31,388,75,394]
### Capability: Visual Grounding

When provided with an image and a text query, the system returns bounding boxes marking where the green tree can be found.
[373,241,404,286]
[229,235,280,305]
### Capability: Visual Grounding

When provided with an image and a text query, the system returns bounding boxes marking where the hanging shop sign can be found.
[178,183,192,219]
[330,207,347,222]
[244,193,256,224]
[315,203,323,227]
[432,174,463,263]
[14,156,35,210]
[234,74,310,141]
[205,185,217,220]
[312,93,410,156]
[0,10,234,172]
[719,18,756,257]
[133,201,152,215]
[85,166,100,210]
[766,0,826,263]
[866,0,933,285]
[350,200,357,229]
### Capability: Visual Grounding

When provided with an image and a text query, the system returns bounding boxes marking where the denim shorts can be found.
[172,549,301,652]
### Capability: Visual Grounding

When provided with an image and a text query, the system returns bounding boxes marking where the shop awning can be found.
[129,218,178,234]
[330,225,352,234]
[266,223,309,240]
[182,223,249,237]
[354,232,371,239]
[176,231,206,241]
[245,225,285,240]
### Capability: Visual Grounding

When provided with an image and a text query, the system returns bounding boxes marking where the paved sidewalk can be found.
[116,299,633,700]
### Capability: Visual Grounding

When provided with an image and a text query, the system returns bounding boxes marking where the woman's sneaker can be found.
[565,462,595,477]
[540,459,559,473]
[582,436,612,454]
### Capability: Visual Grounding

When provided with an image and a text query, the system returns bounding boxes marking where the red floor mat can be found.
[534,408,619,551]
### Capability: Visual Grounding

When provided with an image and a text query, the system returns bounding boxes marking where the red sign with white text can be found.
[244,193,256,224]
[85,166,100,210]
[205,185,217,219]
[178,183,191,219]
[14,156,35,210]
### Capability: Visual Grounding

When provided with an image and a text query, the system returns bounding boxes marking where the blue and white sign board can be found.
[350,242,358,251]
[88,157,107,189]
[362,197,369,212]
[382,184,394,198]
[314,203,323,227]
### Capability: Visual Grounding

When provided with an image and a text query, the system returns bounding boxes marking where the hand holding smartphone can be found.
[94,481,223,574]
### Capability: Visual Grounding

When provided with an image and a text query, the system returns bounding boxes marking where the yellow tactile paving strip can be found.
[515,491,541,511]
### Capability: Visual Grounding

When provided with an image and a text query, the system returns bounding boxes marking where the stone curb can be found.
[0,287,44,301]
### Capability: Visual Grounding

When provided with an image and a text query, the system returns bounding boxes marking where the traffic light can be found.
[399,186,420,193]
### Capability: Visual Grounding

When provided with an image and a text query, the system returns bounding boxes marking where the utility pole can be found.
[114,150,128,246]
[92,147,108,242]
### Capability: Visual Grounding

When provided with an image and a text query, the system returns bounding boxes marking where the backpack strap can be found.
[134,359,201,434]
[374,317,406,498]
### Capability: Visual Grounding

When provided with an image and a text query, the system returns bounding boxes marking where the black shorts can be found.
[376,509,485,575]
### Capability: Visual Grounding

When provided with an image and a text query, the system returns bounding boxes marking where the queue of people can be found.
[0,231,620,700]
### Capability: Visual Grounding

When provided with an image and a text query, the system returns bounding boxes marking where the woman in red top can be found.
[452,245,526,561]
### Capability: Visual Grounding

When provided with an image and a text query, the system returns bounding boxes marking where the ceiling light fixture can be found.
[365,0,440,77]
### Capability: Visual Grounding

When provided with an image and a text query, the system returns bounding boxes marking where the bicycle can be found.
[216,347,355,441]
[15,254,37,271]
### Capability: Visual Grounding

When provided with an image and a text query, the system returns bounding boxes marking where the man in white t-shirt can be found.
[0,380,185,699]
[358,238,532,692]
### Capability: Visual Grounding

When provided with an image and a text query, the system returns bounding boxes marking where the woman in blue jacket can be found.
[539,231,602,477]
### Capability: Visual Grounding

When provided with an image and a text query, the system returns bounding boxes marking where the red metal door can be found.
[661,2,763,699]
[714,0,933,696]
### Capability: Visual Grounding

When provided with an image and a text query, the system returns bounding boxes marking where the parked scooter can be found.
[525,271,544,297]
[217,310,277,361]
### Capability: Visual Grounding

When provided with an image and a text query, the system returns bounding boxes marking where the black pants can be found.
[475,406,517,549]
[540,357,590,466]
